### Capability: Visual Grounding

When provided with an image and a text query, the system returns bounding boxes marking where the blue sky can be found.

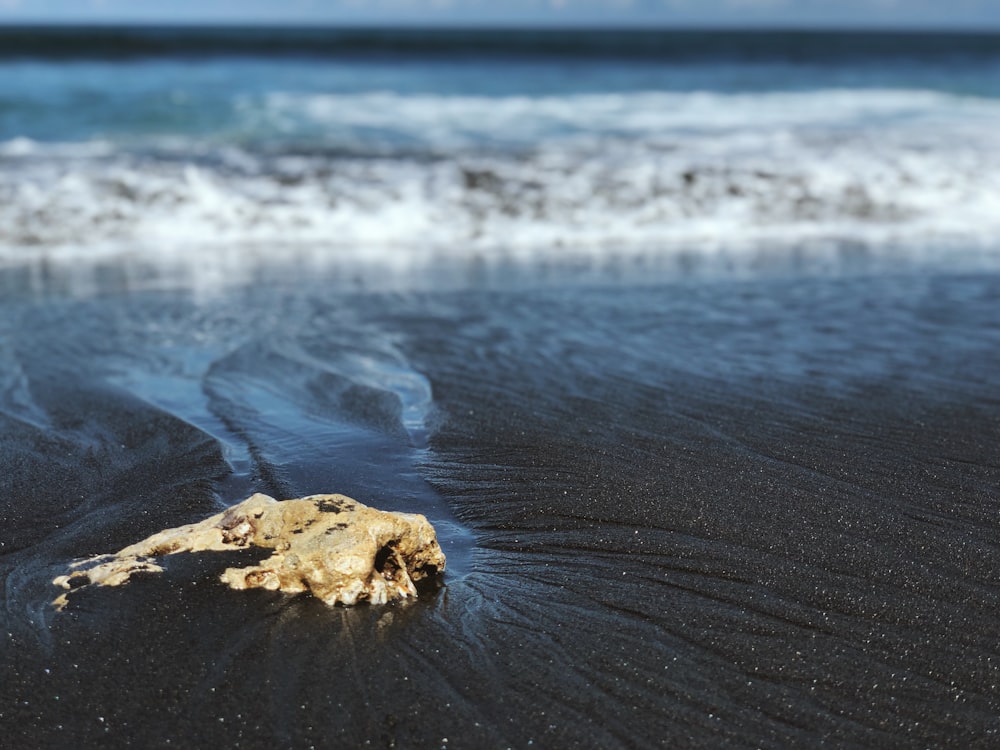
[1,0,1000,29]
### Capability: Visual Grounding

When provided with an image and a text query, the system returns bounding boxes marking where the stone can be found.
[53,493,446,609]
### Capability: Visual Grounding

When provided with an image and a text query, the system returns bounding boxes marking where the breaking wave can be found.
[3,86,1000,278]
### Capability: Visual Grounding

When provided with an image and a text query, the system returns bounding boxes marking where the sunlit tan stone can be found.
[53,493,445,609]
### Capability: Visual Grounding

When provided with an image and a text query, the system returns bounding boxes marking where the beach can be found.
[2,28,1000,748]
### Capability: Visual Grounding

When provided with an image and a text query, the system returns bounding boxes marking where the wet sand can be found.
[2,265,999,747]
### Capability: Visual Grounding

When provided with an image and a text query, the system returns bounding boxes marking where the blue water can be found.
[2,28,1000,280]
[4,48,1000,140]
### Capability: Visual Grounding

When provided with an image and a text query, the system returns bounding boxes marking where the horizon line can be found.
[1,20,1000,34]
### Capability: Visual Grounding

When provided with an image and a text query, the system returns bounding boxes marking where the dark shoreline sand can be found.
[2,264,999,747]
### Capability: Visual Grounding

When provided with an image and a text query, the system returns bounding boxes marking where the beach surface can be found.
[2,262,999,747]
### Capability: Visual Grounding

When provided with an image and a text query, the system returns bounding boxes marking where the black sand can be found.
[1,265,999,747]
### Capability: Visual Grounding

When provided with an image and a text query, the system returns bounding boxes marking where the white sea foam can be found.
[2,88,1000,279]
[256,88,999,144]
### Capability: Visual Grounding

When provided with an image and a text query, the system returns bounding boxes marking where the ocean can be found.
[1,27,999,748]
[4,27,1000,282]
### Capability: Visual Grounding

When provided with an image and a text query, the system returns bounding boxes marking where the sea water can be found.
[2,28,1000,282]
